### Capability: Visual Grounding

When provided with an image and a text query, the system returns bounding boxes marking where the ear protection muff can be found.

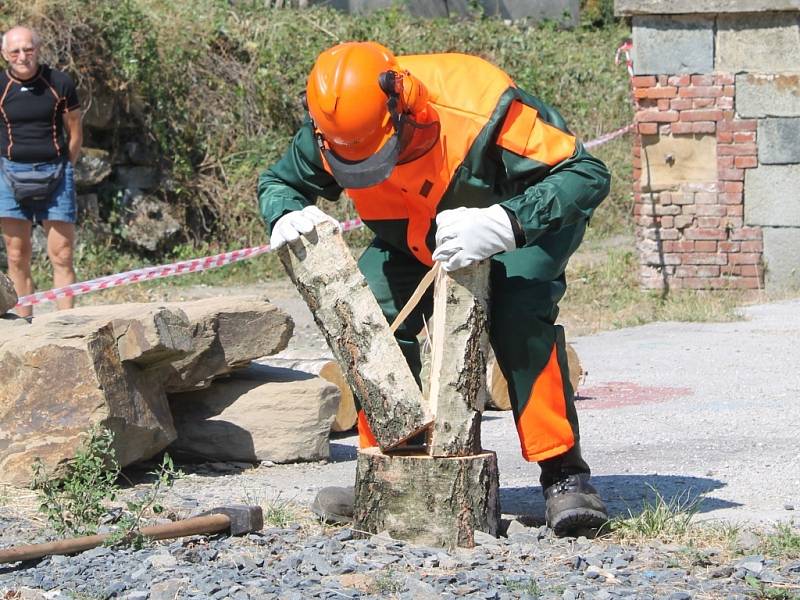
[378,70,429,116]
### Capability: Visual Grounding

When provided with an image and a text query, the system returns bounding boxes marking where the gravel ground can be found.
[2,284,799,598]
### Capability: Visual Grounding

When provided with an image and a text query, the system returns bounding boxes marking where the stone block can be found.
[632,15,714,75]
[74,148,111,189]
[758,118,800,164]
[745,164,800,226]
[763,227,800,290]
[0,272,17,315]
[736,74,800,118]
[479,0,579,24]
[168,364,340,463]
[716,13,800,73]
[640,133,717,190]
[616,0,800,15]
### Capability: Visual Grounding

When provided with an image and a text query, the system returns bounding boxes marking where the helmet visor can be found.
[321,114,439,189]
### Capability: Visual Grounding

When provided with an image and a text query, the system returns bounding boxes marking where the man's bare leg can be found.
[43,220,76,310]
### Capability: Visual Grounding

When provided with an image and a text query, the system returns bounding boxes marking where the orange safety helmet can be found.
[305,41,439,188]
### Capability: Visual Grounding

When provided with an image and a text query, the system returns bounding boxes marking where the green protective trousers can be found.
[356,220,592,487]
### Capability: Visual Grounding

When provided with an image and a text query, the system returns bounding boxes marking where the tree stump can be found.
[353,447,499,549]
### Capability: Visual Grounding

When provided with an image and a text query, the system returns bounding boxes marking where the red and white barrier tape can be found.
[16,46,637,309]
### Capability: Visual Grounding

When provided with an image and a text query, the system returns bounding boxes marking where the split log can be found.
[256,357,357,432]
[486,342,584,411]
[1,272,17,315]
[426,262,490,456]
[353,447,500,549]
[277,221,431,450]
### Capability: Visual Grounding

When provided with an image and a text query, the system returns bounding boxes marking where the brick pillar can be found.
[632,74,763,290]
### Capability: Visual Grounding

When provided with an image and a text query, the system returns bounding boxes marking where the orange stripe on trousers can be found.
[516,343,575,462]
[357,409,378,449]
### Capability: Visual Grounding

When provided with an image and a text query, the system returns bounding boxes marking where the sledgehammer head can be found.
[200,505,264,535]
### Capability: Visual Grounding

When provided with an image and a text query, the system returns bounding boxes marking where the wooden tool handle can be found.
[0,513,231,564]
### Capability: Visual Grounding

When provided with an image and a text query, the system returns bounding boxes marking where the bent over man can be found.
[0,26,82,319]
[258,41,611,536]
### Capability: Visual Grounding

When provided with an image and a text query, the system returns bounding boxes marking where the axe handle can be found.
[0,513,231,564]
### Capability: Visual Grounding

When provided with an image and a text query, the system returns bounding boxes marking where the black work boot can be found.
[311,486,354,524]
[543,473,608,536]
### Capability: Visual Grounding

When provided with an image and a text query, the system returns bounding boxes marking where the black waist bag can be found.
[1,161,65,206]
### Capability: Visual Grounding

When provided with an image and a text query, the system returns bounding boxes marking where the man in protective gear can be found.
[258,41,611,536]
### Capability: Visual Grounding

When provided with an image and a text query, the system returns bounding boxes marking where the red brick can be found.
[735,156,758,168]
[679,86,723,98]
[695,192,718,204]
[722,85,735,97]
[660,215,675,228]
[692,121,716,133]
[672,192,695,205]
[638,110,679,123]
[638,122,658,134]
[675,215,695,229]
[719,119,758,132]
[716,97,734,110]
[632,75,657,88]
[729,253,761,265]
[723,181,744,192]
[659,124,673,135]
[718,156,734,169]
[668,75,692,87]
[725,216,744,228]
[657,98,671,110]
[740,241,763,252]
[720,168,745,181]
[718,143,757,155]
[724,276,761,289]
[670,122,694,134]
[715,73,735,85]
[696,205,727,217]
[658,75,669,86]
[693,97,715,108]
[695,240,718,252]
[733,131,756,143]
[697,217,721,228]
[730,227,762,241]
[681,109,723,122]
[691,75,715,86]
[685,183,719,193]
[685,228,728,240]
[633,145,641,157]
[720,192,743,204]
[634,86,678,99]
[718,131,734,143]
[727,205,744,216]
[670,98,693,110]
[673,240,695,252]
[632,156,642,168]
[680,277,722,289]
[737,265,762,277]
[718,241,741,252]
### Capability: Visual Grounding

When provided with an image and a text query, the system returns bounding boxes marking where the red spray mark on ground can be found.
[575,381,693,410]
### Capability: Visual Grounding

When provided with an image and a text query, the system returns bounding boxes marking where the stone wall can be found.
[617,1,800,290]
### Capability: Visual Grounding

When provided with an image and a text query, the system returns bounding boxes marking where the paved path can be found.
[207,290,798,527]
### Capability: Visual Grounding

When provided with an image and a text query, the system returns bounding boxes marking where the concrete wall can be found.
[618,1,800,290]
[314,0,580,24]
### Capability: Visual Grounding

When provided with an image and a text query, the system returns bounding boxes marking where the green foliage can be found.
[606,485,703,542]
[1,1,633,254]
[502,576,543,596]
[759,522,800,560]
[31,426,120,537]
[370,569,404,595]
[745,576,800,600]
[105,453,182,549]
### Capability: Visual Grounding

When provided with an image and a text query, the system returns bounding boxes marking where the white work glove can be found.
[270,205,341,249]
[432,205,518,272]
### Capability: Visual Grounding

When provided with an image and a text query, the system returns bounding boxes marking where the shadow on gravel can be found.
[500,474,742,525]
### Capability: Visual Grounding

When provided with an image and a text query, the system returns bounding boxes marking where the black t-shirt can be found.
[0,64,80,163]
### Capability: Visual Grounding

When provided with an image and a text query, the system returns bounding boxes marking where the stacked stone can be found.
[618,1,800,290]
[632,74,762,290]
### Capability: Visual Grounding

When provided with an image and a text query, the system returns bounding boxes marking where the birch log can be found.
[426,261,490,456]
[353,447,500,548]
[277,221,431,449]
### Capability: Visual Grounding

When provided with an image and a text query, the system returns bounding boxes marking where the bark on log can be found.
[353,447,500,549]
[256,357,357,432]
[426,262,490,456]
[277,221,431,449]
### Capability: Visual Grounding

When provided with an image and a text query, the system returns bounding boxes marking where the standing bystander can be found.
[0,25,82,318]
